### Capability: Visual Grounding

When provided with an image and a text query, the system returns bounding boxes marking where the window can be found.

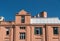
[34,27,42,35]
[20,26,25,29]
[6,28,10,35]
[53,27,58,34]
[21,16,25,23]
[20,32,25,39]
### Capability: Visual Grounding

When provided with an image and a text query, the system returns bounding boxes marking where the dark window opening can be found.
[21,16,25,23]
[6,28,10,35]
[34,27,42,35]
[6,31,9,35]
[20,26,25,29]
[53,27,58,35]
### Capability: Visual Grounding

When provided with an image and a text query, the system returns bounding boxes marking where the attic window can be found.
[21,16,25,23]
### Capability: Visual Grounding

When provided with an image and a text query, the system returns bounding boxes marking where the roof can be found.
[30,17,60,24]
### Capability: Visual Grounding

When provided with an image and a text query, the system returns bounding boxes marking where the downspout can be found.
[45,24,47,41]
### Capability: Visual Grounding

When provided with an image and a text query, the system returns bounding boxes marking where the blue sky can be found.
[0,0,60,21]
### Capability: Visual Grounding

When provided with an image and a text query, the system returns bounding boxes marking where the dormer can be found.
[15,9,31,24]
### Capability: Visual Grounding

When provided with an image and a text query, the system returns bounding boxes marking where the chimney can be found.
[40,11,47,18]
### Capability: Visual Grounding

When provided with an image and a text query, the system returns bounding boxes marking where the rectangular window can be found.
[6,28,10,35]
[21,16,25,23]
[53,27,58,34]
[20,32,25,39]
[34,27,42,35]
[20,26,25,29]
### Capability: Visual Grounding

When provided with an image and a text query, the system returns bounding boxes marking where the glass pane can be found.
[20,33,25,39]
[53,27,58,34]
[6,28,10,35]
[21,16,25,23]
[34,27,42,35]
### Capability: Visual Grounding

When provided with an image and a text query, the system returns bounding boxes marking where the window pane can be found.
[53,27,58,34]
[21,16,25,23]
[20,26,25,29]
[20,32,25,39]
[40,27,42,34]
[7,31,9,35]
[6,28,10,35]
[36,30,39,34]
[34,27,42,35]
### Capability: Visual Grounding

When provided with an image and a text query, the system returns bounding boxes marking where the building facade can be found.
[0,10,60,41]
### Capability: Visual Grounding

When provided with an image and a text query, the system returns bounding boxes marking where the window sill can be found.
[53,34,59,36]
[34,34,43,36]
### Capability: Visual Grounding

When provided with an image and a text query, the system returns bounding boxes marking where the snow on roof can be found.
[31,17,60,24]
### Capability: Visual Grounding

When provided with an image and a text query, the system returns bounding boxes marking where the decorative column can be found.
[26,26,31,41]
[42,26,45,41]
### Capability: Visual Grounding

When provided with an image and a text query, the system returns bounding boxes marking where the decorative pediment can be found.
[17,9,30,15]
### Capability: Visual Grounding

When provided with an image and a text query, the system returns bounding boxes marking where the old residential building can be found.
[0,10,60,41]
